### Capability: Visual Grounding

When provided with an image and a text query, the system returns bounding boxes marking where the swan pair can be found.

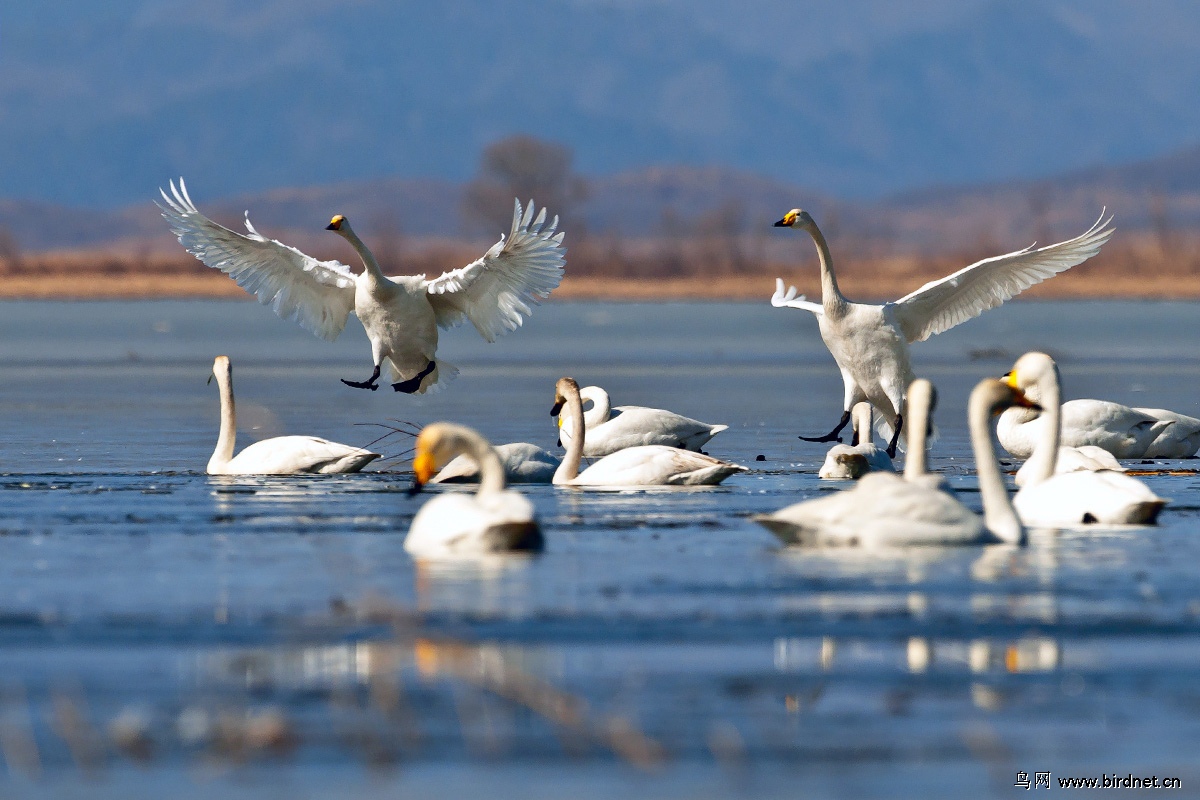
[756,378,1026,546]
[558,385,727,456]
[1004,353,1166,525]
[818,403,895,479]
[159,179,565,394]
[207,356,379,475]
[772,209,1114,457]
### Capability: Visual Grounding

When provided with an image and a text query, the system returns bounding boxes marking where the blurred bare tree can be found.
[462,135,588,237]
[0,225,22,273]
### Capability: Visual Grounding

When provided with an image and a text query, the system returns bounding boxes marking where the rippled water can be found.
[1,299,1199,798]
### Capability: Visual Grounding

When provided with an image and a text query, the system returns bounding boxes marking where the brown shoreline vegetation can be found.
[1,230,1198,302]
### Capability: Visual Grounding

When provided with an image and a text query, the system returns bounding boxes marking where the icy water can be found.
[1,299,1200,798]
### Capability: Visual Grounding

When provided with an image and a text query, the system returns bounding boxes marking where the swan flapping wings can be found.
[157,179,357,341]
[891,212,1114,343]
[422,199,566,342]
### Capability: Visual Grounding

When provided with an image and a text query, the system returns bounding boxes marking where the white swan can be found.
[1013,444,1124,487]
[551,378,746,486]
[558,385,728,457]
[1136,408,1200,457]
[407,423,543,556]
[1005,352,1167,525]
[206,356,380,475]
[771,210,1113,456]
[431,442,560,484]
[819,403,895,479]
[755,378,1030,547]
[159,179,565,394]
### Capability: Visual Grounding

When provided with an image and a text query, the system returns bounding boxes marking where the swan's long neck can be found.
[580,387,611,428]
[553,388,587,484]
[851,402,872,447]
[457,430,507,496]
[904,388,930,479]
[1023,366,1062,487]
[969,390,1024,544]
[209,368,236,472]
[341,225,386,283]
[807,224,848,315]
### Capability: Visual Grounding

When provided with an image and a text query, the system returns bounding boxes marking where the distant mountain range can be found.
[5,0,1200,207]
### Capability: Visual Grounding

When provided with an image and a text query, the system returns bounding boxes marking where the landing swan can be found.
[558,385,728,457]
[431,442,560,484]
[755,378,1031,547]
[1005,352,1167,525]
[551,378,746,486]
[206,355,380,475]
[1013,445,1124,487]
[159,179,565,394]
[819,402,895,479]
[771,210,1113,456]
[407,423,543,556]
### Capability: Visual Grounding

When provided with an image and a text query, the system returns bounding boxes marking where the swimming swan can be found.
[756,378,1030,547]
[771,210,1113,457]
[558,385,728,457]
[206,356,380,475]
[819,403,895,479]
[159,179,565,394]
[407,423,543,556]
[551,378,746,486]
[431,442,560,484]
[1013,444,1125,487]
[1005,352,1167,525]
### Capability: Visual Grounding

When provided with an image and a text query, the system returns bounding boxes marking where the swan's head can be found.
[325,215,349,233]
[773,208,815,229]
[974,378,1041,418]
[208,354,232,385]
[550,377,580,420]
[411,422,473,488]
[1002,352,1057,402]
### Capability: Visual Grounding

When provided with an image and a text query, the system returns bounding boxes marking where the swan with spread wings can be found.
[770,209,1113,456]
[158,179,565,394]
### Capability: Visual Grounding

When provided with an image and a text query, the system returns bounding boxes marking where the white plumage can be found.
[159,179,565,394]
[206,356,380,475]
[407,423,543,556]
[1013,444,1124,487]
[431,442,560,484]
[819,402,895,479]
[551,378,746,487]
[999,396,1200,459]
[557,385,728,457]
[771,209,1113,456]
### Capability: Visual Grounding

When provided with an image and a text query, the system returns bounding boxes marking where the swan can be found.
[1013,444,1125,487]
[1005,352,1167,525]
[159,179,565,394]
[558,385,728,457]
[818,402,895,479]
[754,378,1031,547]
[771,210,1114,456]
[1136,408,1200,457]
[431,442,560,484]
[407,423,543,556]
[551,378,746,486]
[206,355,380,475]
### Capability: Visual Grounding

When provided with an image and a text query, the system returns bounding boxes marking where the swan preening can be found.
[407,423,543,556]
[558,385,728,457]
[756,378,1029,547]
[159,179,565,395]
[818,403,895,479]
[1004,353,1167,525]
[431,442,560,484]
[207,356,380,475]
[771,209,1114,457]
[551,378,746,486]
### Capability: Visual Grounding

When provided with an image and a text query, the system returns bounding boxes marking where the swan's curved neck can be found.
[580,386,611,428]
[553,388,586,484]
[209,369,236,472]
[340,226,386,282]
[851,402,872,447]
[806,223,848,313]
[969,392,1023,544]
[1024,366,1062,487]
[904,391,929,479]
[457,431,507,495]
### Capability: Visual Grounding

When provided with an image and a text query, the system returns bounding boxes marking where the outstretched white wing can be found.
[770,278,824,315]
[157,178,357,341]
[891,213,1114,344]
[422,199,566,342]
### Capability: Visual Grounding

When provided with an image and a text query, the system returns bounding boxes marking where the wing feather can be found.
[422,199,566,341]
[157,178,357,341]
[891,213,1114,343]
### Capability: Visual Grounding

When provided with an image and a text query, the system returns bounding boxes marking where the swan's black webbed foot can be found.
[392,360,437,394]
[799,409,852,444]
[885,412,904,459]
[342,364,381,391]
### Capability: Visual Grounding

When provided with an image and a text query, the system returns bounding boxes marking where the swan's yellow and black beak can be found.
[1002,370,1018,389]
[773,211,799,228]
[1003,381,1040,412]
[550,398,564,418]
[408,439,438,495]
[326,215,345,231]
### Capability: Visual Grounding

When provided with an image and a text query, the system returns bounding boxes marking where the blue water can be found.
[1,299,1199,798]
